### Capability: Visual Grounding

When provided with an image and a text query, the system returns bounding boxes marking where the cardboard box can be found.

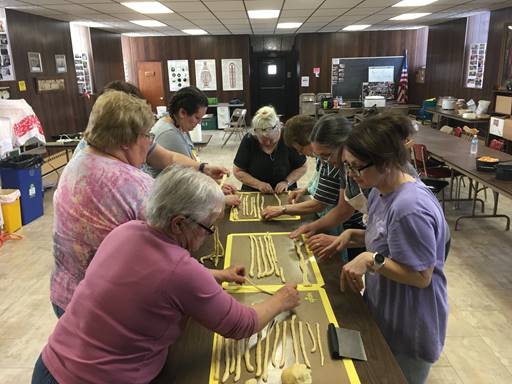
[490,116,504,137]
[495,95,512,114]
[504,118,512,140]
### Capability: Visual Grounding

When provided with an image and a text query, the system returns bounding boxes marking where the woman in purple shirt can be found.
[336,114,448,384]
[32,165,300,384]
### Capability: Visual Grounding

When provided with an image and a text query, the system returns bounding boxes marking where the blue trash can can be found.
[0,154,44,225]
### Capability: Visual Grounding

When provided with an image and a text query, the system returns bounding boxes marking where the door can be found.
[137,61,165,112]
[256,57,286,116]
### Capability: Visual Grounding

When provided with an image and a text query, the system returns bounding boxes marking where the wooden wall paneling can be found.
[5,9,89,138]
[90,28,124,92]
[295,30,428,104]
[123,35,251,115]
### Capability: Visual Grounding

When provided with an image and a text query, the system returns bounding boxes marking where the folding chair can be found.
[222,108,247,147]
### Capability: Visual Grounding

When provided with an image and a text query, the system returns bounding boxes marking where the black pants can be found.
[32,354,58,384]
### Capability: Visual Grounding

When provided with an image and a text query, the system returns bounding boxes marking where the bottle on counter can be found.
[470,135,478,156]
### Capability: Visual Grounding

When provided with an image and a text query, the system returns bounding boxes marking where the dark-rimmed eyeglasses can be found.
[343,161,374,177]
[187,216,215,235]
[142,132,155,142]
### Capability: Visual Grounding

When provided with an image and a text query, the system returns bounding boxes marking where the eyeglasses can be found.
[187,216,215,235]
[343,161,374,177]
[254,123,279,134]
[142,132,155,142]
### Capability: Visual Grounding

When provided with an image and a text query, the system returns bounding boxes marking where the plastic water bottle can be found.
[470,135,478,156]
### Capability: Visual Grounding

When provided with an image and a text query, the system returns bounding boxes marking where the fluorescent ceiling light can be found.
[130,20,166,27]
[277,22,302,29]
[247,10,280,19]
[182,29,208,35]
[122,2,173,14]
[390,13,431,20]
[343,24,371,31]
[392,0,437,7]
[71,21,107,28]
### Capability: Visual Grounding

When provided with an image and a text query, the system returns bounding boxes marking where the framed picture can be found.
[28,51,42,73]
[35,78,65,93]
[499,24,512,89]
[55,54,67,73]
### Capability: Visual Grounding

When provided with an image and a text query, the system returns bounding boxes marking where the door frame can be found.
[250,50,299,121]
[136,60,166,112]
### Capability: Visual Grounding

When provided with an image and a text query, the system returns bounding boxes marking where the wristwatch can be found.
[371,252,386,271]
[198,162,207,173]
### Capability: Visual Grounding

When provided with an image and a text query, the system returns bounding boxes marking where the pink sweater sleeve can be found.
[168,255,258,339]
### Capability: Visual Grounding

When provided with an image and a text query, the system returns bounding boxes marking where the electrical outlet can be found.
[0,86,10,99]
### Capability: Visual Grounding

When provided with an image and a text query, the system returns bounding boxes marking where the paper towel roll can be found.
[190,123,202,142]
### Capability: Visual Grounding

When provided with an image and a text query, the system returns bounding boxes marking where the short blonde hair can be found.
[84,90,154,151]
[252,106,280,132]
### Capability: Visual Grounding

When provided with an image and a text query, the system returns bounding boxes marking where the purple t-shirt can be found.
[43,221,258,384]
[364,181,448,363]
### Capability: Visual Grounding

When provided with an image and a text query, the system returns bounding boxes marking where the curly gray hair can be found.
[144,165,225,231]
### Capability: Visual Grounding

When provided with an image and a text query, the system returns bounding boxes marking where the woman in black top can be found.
[233,106,307,193]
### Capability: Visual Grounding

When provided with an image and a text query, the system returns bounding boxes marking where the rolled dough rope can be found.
[280,267,286,283]
[260,193,265,212]
[256,235,263,279]
[264,234,274,276]
[256,332,262,377]
[291,315,299,364]
[249,235,255,278]
[222,338,231,383]
[298,321,311,368]
[230,337,236,373]
[219,173,228,188]
[258,236,269,278]
[279,320,288,368]
[271,321,281,367]
[250,196,255,217]
[262,324,273,382]
[214,335,222,381]
[256,193,260,218]
[306,322,317,353]
[273,193,282,206]
[233,206,239,221]
[268,234,280,277]
[243,194,248,216]
[295,241,311,286]
[316,322,325,367]
[234,339,242,382]
[244,337,255,372]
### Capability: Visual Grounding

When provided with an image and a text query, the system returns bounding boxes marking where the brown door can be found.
[137,61,165,112]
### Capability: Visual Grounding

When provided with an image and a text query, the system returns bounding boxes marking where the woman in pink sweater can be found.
[32,165,300,384]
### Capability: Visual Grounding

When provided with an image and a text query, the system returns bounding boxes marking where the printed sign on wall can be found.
[195,59,217,91]
[221,59,243,91]
[167,60,190,91]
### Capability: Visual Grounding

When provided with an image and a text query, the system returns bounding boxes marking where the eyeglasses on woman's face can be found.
[141,131,155,142]
[187,216,215,235]
[343,161,374,177]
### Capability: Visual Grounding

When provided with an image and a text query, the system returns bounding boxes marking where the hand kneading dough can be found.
[281,363,312,384]
[245,379,257,384]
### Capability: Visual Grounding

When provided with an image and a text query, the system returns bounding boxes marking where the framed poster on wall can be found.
[195,59,217,91]
[221,59,243,91]
[167,60,190,91]
[0,9,15,81]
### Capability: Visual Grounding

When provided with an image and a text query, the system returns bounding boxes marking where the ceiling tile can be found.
[244,0,283,11]
[360,0,398,6]
[321,0,362,8]
[283,0,323,9]
[216,11,248,19]
[312,8,350,16]
[203,1,246,11]
[179,11,217,20]
[164,2,209,12]
[21,0,70,4]
[344,7,384,16]
[44,4,95,13]
[78,3,128,12]
[307,15,338,22]
[280,9,314,17]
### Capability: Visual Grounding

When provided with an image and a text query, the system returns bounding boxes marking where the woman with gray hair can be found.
[33,165,300,384]
[233,106,307,193]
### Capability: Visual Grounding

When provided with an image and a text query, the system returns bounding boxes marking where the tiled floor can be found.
[1,130,512,383]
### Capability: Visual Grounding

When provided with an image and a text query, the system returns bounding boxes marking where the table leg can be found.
[454,190,510,231]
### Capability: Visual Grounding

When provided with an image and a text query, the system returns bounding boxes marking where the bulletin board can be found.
[331,56,403,100]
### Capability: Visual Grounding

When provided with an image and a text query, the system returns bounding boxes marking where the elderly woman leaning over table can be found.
[49,90,229,319]
[337,115,448,384]
[32,165,300,384]
[233,105,307,193]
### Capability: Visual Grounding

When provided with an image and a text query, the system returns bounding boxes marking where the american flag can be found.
[397,50,408,103]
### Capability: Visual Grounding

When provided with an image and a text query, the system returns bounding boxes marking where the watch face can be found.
[375,253,385,264]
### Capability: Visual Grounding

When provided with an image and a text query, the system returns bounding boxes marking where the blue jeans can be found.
[52,303,65,318]
[32,354,59,384]
[395,354,432,384]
